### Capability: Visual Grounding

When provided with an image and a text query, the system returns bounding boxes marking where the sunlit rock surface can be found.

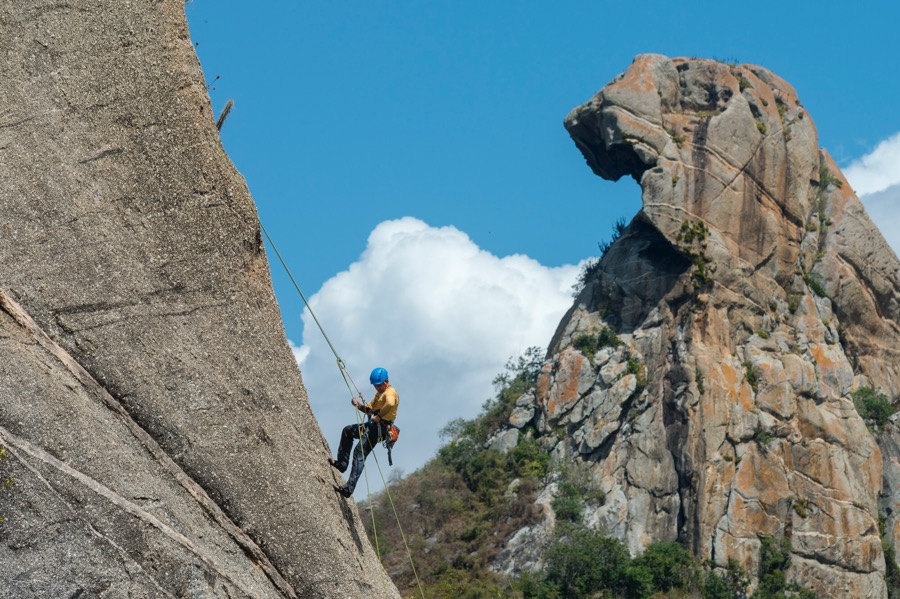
[0,3,397,597]
[496,54,900,597]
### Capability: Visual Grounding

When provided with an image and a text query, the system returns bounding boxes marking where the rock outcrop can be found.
[0,3,397,597]
[500,55,900,596]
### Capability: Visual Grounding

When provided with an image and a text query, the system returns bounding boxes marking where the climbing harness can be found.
[258,219,425,599]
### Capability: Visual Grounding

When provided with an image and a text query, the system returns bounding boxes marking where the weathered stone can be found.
[537,348,594,421]
[490,428,520,454]
[509,405,536,429]
[505,54,900,596]
[0,3,397,597]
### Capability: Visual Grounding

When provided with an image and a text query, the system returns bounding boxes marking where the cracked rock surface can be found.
[494,55,900,597]
[0,2,397,597]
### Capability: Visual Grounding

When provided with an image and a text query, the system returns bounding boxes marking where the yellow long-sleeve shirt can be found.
[364,385,399,422]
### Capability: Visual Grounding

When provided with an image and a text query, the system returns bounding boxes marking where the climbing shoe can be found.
[328,458,345,473]
[334,484,352,498]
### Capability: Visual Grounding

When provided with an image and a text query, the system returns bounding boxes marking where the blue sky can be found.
[185,1,900,494]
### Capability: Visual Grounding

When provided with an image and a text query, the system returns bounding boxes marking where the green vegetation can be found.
[775,96,787,125]
[756,120,767,134]
[551,467,605,523]
[818,162,843,189]
[573,327,624,360]
[675,221,713,288]
[0,446,8,524]
[752,536,816,599]
[852,386,895,431]
[677,220,714,288]
[754,427,773,447]
[696,366,705,394]
[678,220,708,244]
[361,348,815,598]
[691,253,713,286]
[627,356,648,394]
[598,218,628,258]
[519,524,758,599]
[802,271,826,297]
[880,516,900,599]
[572,219,626,297]
[363,348,549,596]
[792,497,810,518]
[787,294,800,314]
[572,257,599,298]
[743,361,760,393]
[704,559,750,599]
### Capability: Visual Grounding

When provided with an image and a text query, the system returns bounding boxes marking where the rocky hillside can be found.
[490,54,900,597]
[0,3,397,598]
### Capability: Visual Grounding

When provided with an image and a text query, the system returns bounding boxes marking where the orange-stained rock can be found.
[499,54,900,597]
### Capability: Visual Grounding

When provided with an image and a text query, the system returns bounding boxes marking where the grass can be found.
[627,356,647,393]
[743,361,760,393]
[572,219,626,297]
[803,272,826,297]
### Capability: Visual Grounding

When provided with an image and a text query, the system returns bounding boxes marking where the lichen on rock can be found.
[498,54,900,597]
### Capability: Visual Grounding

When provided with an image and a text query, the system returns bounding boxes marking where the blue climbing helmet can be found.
[370,367,389,385]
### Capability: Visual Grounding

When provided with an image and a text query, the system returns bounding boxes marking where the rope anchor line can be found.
[258,219,426,599]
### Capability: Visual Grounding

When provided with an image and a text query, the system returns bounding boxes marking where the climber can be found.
[330,367,399,498]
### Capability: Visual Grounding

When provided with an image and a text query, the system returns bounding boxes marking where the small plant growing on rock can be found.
[787,294,800,314]
[677,221,714,288]
[627,356,647,393]
[792,497,810,518]
[573,327,623,362]
[572,219,627,297]
[678,220,708,244]
[819,162,843,189]
[572,257,600,298]
[743,361,760,393]
[756,120,767,134]
[695,366,705,394]
[852,386,895,431]
[755,536,816,598]
[598,218,627,257]
[755,428,773,447]
[803,271,827,298]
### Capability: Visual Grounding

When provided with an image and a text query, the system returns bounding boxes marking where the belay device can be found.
[384,423,400,466]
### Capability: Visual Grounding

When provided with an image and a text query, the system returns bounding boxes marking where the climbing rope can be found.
[372,450,426,598]
[258,219,426,599]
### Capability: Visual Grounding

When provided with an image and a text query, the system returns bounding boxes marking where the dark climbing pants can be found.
[335,420,385,494]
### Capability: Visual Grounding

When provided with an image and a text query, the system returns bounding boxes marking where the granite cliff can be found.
[496,55,900,597]
[0,2,398,597]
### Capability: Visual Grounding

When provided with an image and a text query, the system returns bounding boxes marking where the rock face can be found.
[502,55,900,596]
[0,3,397,598]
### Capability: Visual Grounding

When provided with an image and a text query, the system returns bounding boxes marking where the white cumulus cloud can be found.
[844,132,900,196]
[844,131,900,256]
[858,184,900,257]
[293,217,584,496]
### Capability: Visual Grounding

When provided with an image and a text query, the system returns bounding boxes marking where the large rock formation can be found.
[500,55,900,596]
[0,3,398,597]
